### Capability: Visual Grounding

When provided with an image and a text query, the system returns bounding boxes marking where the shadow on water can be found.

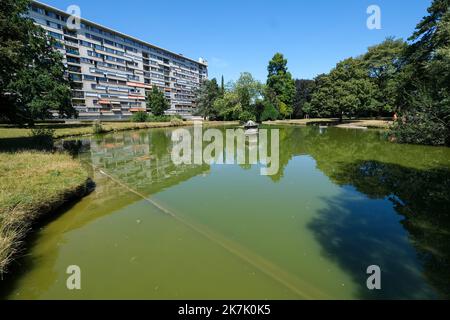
[308,160,450,299]
[0,122,90,153]
[0,136,54,152]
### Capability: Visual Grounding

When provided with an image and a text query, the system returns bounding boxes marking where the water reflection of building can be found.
[80,129,210,203]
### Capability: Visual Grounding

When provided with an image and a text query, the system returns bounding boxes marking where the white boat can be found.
[244,121,259,135]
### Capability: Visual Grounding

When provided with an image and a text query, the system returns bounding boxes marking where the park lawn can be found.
[0,122,188,139]
[0,152,90,274]
[0,121,239,140]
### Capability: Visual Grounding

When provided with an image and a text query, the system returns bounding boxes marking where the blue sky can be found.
[42,0,431,82]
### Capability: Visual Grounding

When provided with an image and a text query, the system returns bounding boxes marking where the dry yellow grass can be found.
[345,119,393,129]
[263,118,337,126]
[264,118,392,129]
[0,152,90,274]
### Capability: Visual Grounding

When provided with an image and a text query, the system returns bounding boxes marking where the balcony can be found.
[66,48,79,56]
[69,73,82,82]
[72,91,85,99]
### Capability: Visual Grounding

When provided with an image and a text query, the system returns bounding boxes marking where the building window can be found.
[83,75,96,81]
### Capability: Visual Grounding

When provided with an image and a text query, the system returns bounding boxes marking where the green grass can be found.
[0,152,90,274]
[0,120,239,140]
[0,122,182,139]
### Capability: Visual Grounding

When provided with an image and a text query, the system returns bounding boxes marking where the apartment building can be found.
[27,1,208,119]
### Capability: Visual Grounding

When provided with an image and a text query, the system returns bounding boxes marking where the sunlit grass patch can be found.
[0,152,90,274]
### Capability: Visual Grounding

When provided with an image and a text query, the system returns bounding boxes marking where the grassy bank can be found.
[0,121,239,140]
[0,152,91,274]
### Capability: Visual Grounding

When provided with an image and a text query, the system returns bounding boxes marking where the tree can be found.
[310,58,377,120]
[406,0,450,67]
[0,0,75,125]
[220,75,225,96]
[211,73,264,122]
[309,74,336,118]
[293,79,316,118]
[391,0,450,146]
[147,87,169,116]
[194,79,220,119]
[213,91,241,121]
[254,100,266,123]
[233,72,264,115]
[362,38,407,116]
[266,53,296,119]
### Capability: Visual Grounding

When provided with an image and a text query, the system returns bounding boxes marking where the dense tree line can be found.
[294,38,407,121]
[0,0,75,125]
[197,0,449,146]
[195,53,296,122]
[296,0,450,146]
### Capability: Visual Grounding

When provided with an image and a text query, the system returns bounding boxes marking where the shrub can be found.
[29,128,55,150]
[170,117,184,126]
[92,120,105,134]
[131,111,149,123]
[389,113,448,146]
[171,114,183,120]
[30,127,55,138]
[147,114,172,122]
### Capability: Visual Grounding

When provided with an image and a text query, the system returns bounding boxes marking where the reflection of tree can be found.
[264,126,306,182]
[271,126,450,298]
[296,129,450,298]
[328,161,450,299]
[148,129,171,159]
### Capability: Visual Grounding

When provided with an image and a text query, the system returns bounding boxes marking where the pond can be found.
[1,125,450,299]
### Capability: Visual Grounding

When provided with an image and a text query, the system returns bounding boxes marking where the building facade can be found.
[27,1,208,119]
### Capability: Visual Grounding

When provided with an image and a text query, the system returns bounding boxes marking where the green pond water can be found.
[1,125,450,300]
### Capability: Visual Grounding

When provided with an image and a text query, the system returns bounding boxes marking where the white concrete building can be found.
[27,1,208,119]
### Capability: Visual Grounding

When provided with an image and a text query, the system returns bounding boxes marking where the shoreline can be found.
[0,120,240,141]
[263,119,392,130]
